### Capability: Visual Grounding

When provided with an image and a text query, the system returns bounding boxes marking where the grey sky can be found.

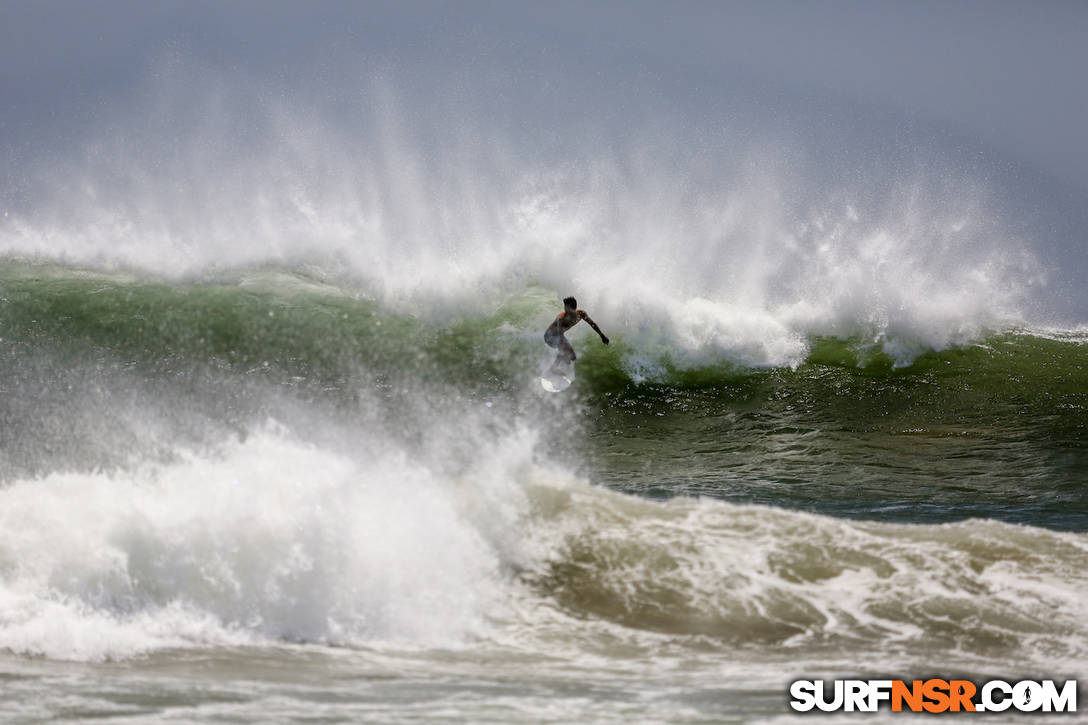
[2,0,1086,198]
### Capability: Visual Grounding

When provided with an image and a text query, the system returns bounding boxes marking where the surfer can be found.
[545,296,609,371]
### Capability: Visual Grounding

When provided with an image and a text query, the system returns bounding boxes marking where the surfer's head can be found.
[563,296,577,310]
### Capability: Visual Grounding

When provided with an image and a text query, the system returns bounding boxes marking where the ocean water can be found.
[0,263,1084,722]
[2,7,1088,722]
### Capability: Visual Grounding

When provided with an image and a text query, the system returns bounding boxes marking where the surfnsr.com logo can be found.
[789,679,1077,713]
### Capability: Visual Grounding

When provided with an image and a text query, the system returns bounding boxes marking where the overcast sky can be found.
[2,0,1087,200]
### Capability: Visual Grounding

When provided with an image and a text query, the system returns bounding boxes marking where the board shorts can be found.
[544,328,561,348]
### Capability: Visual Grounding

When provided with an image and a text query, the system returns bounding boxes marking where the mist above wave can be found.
[0,49,1072,368]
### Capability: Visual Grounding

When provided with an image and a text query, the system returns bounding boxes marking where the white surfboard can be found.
[540,364,574,392]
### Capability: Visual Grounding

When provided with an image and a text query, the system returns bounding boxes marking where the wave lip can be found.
[0,260,1070,379]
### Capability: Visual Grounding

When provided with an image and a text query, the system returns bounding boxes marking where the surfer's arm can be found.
[579,311,609,345]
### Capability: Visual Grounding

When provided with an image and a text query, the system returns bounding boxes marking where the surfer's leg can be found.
[558,336,576,363]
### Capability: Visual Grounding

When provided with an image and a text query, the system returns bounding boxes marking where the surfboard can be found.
[540,364,574,392]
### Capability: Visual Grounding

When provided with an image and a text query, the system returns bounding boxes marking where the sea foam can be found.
[0,422,537,660]
[4,413,1087,668]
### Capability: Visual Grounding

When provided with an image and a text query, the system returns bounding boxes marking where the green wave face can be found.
[1,262,1086,529]
[3,261,1083,388]
[586,333,1088,530]
[0,264,536,389]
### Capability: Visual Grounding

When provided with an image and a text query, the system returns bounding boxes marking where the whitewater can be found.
[2,4,1088,723]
